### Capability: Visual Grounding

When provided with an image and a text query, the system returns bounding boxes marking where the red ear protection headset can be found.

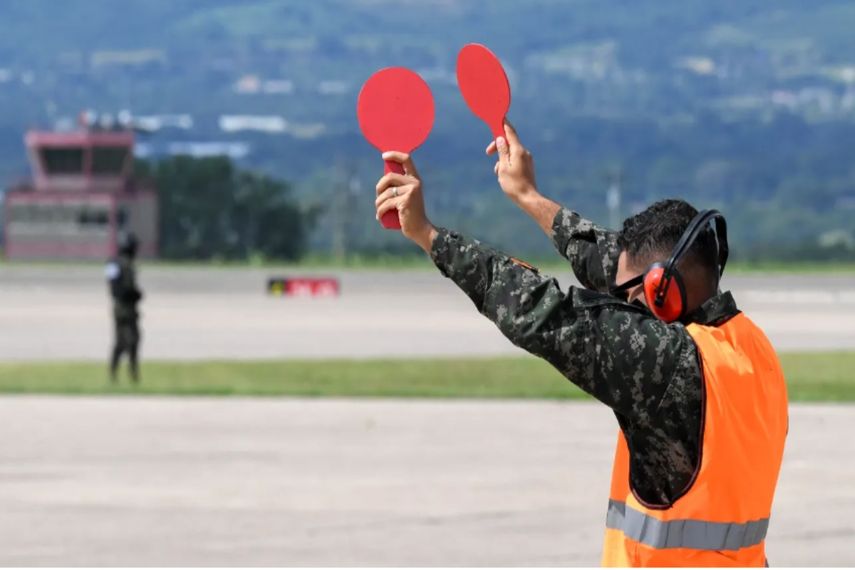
[611,210,729,323]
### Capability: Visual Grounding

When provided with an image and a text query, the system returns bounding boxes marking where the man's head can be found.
[615,199,720,312]
[118,232,139,258]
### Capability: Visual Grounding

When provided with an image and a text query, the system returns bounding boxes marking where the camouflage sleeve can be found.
[430,228,701,420]
[551,207,620,292]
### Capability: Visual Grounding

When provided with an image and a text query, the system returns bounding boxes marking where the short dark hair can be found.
[617,199,718,276]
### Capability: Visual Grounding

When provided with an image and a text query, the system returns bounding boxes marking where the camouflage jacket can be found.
[106,254,142,321]
[430,207,740,507]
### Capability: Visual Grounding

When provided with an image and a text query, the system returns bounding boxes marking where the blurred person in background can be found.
[373,121,787,567]
[106,232,144,384]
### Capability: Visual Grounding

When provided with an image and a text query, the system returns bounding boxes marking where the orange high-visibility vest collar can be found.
[602,313,788,567]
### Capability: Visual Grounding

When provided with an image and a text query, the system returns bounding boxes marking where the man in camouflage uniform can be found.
[106,233,144,384]
[373,122,739,508]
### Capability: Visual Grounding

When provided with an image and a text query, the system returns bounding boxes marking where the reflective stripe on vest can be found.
[606,499,769,551]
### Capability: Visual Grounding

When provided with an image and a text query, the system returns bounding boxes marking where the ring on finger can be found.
[391,187,399,197]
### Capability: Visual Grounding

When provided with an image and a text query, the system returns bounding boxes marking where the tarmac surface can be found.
[1,266,854,565]
[0,265,854,360]
[1,397,852,566]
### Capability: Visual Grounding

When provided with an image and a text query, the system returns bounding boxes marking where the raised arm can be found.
[551,207,620,292]
[487,122,620,292]
[373,158,697,419]
[428,228,697,418]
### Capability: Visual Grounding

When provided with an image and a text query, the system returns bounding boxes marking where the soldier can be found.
[373,122,788,567]
[106,232,143,384]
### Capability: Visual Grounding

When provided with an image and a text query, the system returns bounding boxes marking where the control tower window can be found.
[41,147,84,174]
[10,203,34,222]
[92,146,129,175]
[77,206,110,226]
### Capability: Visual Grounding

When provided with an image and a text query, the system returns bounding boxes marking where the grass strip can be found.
[0,352,852,401]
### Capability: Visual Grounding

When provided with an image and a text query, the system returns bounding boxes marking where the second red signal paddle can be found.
[357,67,435,230]
[456,43,511,139]
[457,44,511,138]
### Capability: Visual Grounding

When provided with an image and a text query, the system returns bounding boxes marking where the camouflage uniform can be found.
[106,253,143,383]
[430,207,740,507]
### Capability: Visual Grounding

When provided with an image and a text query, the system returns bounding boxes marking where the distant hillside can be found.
[1,0,854,259]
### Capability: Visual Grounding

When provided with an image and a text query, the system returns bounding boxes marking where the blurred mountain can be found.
[1,0,855,258]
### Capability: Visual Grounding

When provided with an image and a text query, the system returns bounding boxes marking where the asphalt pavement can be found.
[0,265,853,360]
[0,397,851,566]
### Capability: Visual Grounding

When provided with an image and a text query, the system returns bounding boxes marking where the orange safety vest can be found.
[602,313,788,567]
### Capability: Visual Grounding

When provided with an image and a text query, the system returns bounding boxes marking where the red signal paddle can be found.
[456,43,511,139]
[357,67,435,230]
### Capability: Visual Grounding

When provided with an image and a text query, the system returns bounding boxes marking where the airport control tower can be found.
[3,123,158,260]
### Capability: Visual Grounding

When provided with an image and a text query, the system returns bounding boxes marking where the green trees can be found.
[137,156,314,261]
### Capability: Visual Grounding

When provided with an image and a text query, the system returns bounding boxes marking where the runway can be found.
[0,265,854,360]
[1,265,852,565]
[0,397,851,566]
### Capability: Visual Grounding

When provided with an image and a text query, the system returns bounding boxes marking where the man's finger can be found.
[377,187,412,206]
[375,185,412,207]
[485,140,497,155]
[381,151,419,178]
[376,196,403,221]
[496,136,511,165]
[375,172,412,195]
[503,119,522,148]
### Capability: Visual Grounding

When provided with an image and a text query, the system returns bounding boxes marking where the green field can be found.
[0,352,852,401]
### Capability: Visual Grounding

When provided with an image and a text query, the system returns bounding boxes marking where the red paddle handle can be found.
[381,159,404,230]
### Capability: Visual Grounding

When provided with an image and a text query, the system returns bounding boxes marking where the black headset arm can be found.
[662,209,729,281]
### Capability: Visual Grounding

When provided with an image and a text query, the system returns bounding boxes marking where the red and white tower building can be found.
[3,125,158,260]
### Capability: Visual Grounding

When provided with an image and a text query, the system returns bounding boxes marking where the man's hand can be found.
[486,121,560,236]
[486,121,538,205]
[375,151,437,253]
